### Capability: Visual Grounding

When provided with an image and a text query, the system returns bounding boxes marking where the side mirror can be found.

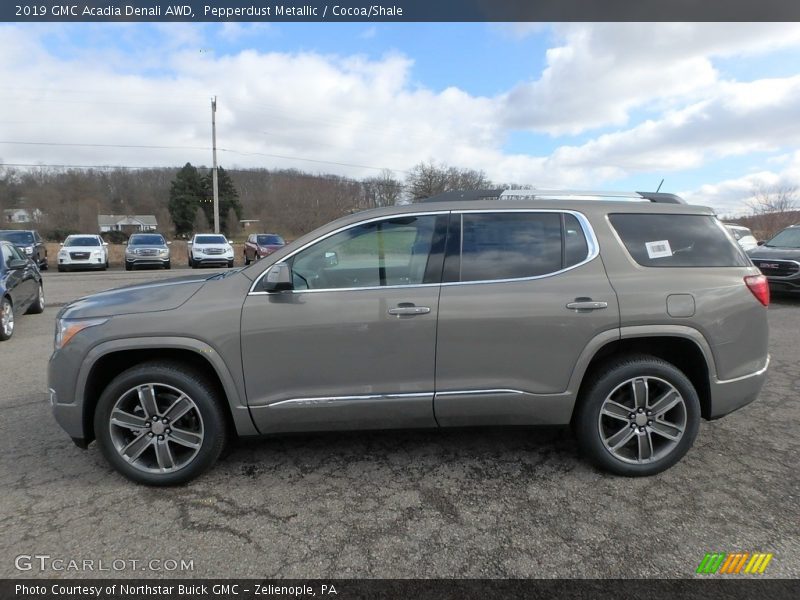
[757,240,765,246]
[167,241,172,245]
[7,258,27,270]
[228,239,234,245]
[324,251,338,267]
[59,242,64,246]
[263,262,293,292]
[103,242,108,246]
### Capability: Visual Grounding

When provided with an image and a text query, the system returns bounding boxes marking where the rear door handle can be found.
[388,305,431,316]
[566,300,608,311]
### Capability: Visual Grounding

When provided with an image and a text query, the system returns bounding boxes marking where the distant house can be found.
[98,214,158,233]
[3,208,44,224]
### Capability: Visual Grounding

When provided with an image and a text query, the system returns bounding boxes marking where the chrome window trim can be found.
[248,208,599,295]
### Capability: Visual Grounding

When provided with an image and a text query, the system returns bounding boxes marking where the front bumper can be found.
[48,345,89,446]
[59,257,106,270]
[193,255,233,265]
[708,355,770,419]
[126,256,169,266]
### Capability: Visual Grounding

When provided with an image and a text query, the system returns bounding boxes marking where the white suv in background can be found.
[725,224,759,252]
[188,234,235,268]
[57,234,109,272]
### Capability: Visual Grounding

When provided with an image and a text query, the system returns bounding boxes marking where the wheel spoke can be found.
[154,439,175,470]
[606,425,635,450]
[168,426,202,449]
[650,390,682,417]
[120,433,152,462]
[650,420,683,442]
[137,385,159,418]
[110,409,148,431]
[637,431,654,462]
[601,400,631,422]
[632,378,649,409]
[163,395,193,422]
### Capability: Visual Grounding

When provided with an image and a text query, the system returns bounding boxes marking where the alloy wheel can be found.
[1,299,13,337]
[108,383,204,474]
[598,376,687,464]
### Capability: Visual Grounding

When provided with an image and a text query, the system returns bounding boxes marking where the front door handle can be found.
[566,300,608,311]
[388,304,431,316]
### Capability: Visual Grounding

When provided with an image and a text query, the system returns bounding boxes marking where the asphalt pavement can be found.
[0,267,798,578]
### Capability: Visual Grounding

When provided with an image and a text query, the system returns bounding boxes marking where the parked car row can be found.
[0,240,45,341]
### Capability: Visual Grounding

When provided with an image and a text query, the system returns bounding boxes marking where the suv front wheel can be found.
[94,362,227,485]
[574,355,700,476]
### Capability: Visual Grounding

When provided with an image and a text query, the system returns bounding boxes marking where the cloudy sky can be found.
[2,22,800,214]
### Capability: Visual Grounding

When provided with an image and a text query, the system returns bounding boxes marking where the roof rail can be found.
[416,189,686,204]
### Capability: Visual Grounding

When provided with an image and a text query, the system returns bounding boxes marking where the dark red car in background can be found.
[243,233,286,264]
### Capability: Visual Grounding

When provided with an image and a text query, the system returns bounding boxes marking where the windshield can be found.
[257,234,285,246]
[129,234,166,246]
[65,236,100,247]
[195,235,227,244]
[0,231,34,245]
[765,227,800,248]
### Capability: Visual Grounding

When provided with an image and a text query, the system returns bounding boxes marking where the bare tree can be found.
[406,161,490,200]
[363,169,404,207]
[743,184,799,239]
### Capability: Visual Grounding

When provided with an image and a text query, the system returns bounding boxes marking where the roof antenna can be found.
[656,178,664,193]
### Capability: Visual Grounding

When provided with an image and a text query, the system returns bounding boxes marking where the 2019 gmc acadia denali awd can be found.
[48,192,770,485]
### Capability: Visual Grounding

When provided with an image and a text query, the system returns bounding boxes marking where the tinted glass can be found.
[195,235,227,244]
[0,244,12,267]
[564,213,589,268]
[257,235,285,246]
[609,214,749,267]
[765,227,800,249]
[291,215,438,290]
[65,237,100,247]
[129,235,165,245]
[0,231,34,245]
[459,213,562,282]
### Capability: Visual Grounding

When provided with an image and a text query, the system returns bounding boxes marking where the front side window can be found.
[456,212,568,282]
[290,215,441,290]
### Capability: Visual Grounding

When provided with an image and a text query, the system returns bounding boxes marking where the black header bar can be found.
[4,1,800,22]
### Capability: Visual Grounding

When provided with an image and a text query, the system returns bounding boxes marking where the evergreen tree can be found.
[201,167,243,234]
[168,163,203,236]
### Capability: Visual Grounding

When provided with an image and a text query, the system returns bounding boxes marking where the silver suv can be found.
[49,192,770,485]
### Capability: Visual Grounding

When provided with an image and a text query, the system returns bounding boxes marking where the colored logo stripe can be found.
[696,552,773,574]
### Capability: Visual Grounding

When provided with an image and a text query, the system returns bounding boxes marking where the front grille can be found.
[137,248,159,256]
[69,252,90,260]
[753,260,800,278]
[205,248,225,255]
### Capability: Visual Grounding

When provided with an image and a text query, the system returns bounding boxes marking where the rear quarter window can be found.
[609,214,749,267]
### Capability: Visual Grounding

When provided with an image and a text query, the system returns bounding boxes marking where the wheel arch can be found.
[78,338,259,444]
[569,327,714,421]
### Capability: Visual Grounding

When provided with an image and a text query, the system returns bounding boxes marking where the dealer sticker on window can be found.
[645,240,672,259]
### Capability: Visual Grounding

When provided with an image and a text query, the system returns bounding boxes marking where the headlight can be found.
[91,251,103,257]
[58,251,67,258]
[159,248,169,256]
[24,247,33,255]
[55,318,108,350]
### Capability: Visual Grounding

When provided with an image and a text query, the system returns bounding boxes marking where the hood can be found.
[748,246,800,260]
[60,274,208,319]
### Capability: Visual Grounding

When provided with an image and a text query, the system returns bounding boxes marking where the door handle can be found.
[566,300,608,311]
[388,305,431,316]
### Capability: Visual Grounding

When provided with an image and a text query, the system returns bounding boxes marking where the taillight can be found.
[744,274,770,307]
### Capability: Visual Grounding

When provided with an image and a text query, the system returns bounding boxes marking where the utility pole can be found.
[211,96,220,234]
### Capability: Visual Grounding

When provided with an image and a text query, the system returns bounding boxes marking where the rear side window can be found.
[459,213,564,282]
[609,214,748,267]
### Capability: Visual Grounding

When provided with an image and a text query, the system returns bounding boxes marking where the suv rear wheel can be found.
[94,362,227,485]
[574,355,700,476]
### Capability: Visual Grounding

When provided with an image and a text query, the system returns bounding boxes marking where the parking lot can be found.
[0,267,798,579]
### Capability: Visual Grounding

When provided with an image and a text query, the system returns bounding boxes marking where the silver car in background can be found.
[124,233,171,271]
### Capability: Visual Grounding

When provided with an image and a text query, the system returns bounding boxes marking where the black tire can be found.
[165,261,171,270]
[57,265,66,273]
[574,355,700,477]
[0,296,13,341]
[227,260,234,268]
[26,283,45,314]
[244,254,251,266]
[94,362,228,486]
[40,258,48,271]
[125,262,132,271]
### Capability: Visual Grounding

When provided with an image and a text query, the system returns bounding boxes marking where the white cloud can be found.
[502,23,800,135]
